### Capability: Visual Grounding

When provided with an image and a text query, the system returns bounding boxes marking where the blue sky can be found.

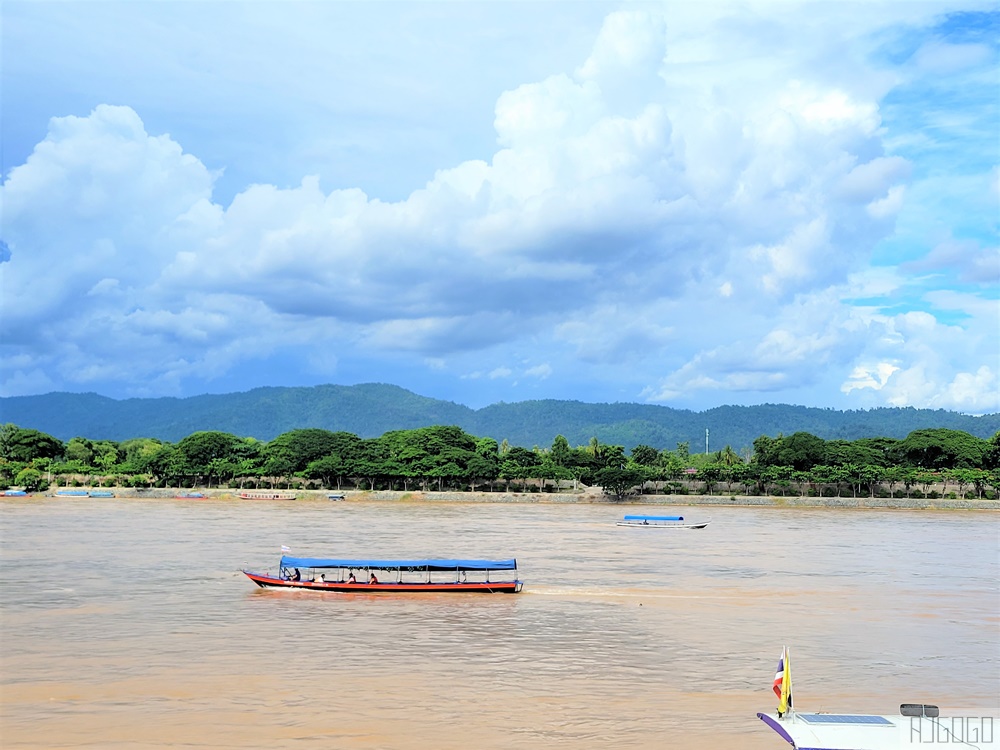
[1,1,997,414]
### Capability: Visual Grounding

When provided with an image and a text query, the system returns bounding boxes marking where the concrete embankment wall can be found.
[351,490,999,510]
[48,487,1000,510]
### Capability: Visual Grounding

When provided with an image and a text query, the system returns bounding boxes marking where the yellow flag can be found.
[778,646,792,715]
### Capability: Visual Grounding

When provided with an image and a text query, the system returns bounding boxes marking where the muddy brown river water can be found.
[2,498,997,749]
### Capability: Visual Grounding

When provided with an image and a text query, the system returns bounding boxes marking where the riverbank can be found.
[31,486,1000,510]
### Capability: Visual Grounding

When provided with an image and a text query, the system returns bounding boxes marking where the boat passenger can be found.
[369,572,379,584]
[291,568,301,581]
[347,572,356,584]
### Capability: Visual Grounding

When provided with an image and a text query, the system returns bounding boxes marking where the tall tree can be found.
[0,423,19,460]
[551,435,571,466]
[751,434,783,467]
[699,463,723,494]
[264,428,347,474]
[775,432,825,470]
[588,436,602,461]
[466,454,500,492]
[897,428,987,469]
[2,428,64,463]
[176,431,242,482]
[64,437,96,467]
[593,466,644,499]
[476,437,500,459]
[714,445,742,466]
[983,431,1000,469]
[631,444,659,466]
[118,437,165,473]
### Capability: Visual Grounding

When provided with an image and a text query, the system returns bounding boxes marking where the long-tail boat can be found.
[616,514,710,529]
[243,555,523,594]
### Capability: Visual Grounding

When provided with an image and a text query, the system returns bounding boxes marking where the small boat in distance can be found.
[239,491,296,500]
[175,492,206,499]
[617,514,710,529]
[55,489,89,497]
[89,490,115,498]
[758,646,999,749]
[243,555,523,594]
[327,492,345,500]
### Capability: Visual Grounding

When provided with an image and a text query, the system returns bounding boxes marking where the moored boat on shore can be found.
[243,555,523,594]
[55,489,90,497]
[238,491,296,500]
[175,492,206,499]
[616,514,710,529]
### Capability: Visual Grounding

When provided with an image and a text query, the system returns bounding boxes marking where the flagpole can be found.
[786,647,793,714]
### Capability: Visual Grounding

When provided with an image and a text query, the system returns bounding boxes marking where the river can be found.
[1,498,997,749]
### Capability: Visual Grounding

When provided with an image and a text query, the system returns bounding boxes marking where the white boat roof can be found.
[758,710,998,749]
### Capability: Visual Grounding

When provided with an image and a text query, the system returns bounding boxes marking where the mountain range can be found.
[2,384,998,453]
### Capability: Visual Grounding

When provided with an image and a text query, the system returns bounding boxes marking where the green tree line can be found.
[2,423,998,501]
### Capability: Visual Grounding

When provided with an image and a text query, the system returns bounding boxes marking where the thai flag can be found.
[773,650,785,698]
[281,545,291,552]
[773,646,792,715]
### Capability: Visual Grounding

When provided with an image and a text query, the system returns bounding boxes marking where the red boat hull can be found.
[243,571,522,594]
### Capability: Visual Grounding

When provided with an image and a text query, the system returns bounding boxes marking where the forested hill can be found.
[1,384,997,452]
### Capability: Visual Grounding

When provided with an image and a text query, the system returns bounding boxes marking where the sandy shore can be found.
[39,486,1000,510]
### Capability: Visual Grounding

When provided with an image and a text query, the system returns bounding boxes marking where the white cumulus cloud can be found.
[1,2,996,414]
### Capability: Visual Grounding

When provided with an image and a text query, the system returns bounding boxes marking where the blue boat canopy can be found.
[623,515,684,521]
[279,556,517,572]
